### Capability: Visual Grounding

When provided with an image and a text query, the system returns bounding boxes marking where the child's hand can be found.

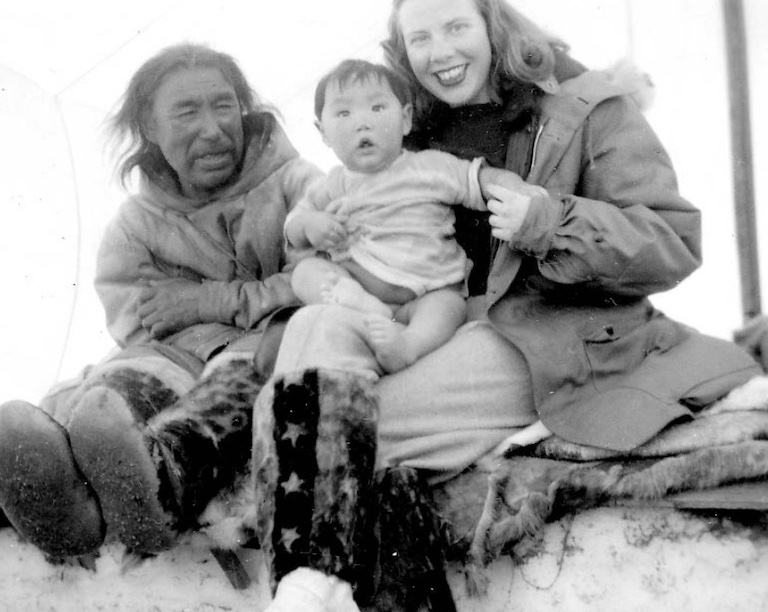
[304,211,348,250]
[479,167,544,200]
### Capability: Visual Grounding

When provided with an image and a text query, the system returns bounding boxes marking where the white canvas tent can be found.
[1,0,766,408]
[0,0,768,400]
[1,2,768,611]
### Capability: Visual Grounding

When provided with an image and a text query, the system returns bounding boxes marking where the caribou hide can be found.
[432,375,768,588]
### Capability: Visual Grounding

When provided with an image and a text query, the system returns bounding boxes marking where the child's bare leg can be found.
[321,275,392,317]
[291,257,392,317]
[364,289,466,373]
[291,257,348,305]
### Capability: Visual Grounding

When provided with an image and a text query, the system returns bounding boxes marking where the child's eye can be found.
[372,104,385,112]
[448,22,468,34]
[336,110,350,118]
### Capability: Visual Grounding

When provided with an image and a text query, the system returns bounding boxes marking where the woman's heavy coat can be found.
[482,71,760,449]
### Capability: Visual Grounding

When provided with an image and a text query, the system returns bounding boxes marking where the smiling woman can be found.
[0,2,766,612]
[397,0,495,108]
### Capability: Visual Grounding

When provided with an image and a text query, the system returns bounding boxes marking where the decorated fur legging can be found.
[40,345,450,607]
[250,368,452,610]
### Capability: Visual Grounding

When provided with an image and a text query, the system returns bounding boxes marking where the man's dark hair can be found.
[109,42,268,186]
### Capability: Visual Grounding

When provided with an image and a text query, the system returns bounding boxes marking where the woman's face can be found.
[398,0,493,107]
[146,67,244,198]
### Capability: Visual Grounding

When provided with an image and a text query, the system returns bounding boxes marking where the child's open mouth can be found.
[357,137,375,150]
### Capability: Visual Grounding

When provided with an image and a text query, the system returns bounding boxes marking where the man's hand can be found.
[138,279,204,340]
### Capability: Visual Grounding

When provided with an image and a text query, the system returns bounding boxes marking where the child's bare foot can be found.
[320,273,391,317]
[364,313,415,373]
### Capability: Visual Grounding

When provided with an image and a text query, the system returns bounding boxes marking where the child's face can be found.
[317,76,412,174]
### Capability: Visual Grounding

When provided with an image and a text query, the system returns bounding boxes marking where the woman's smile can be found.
[398,0,493,107]
[434,64,468,86]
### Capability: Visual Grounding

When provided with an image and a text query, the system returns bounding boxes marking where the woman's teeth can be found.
[435,65,467,85]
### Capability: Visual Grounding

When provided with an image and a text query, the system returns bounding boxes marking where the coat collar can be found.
[525,68,649,187]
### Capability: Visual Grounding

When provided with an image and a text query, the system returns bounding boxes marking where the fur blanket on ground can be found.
[200,375,768,595]
[432,375,768,591]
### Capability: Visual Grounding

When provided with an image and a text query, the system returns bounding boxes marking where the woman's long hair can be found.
[109,43,269,187]
[382,0,567,125]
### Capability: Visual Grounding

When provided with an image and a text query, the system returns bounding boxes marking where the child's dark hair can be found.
[314,59,411,119]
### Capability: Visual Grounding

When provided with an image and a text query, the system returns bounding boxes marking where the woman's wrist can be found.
[507,192,561,257]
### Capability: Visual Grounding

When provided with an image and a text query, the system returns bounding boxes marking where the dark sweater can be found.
[404,50,586,295]
[405,91,539,295]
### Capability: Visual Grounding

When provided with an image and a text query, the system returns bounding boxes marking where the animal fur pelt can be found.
[200,369,457,611]
[201,375,768,598]
[433,375,768,594]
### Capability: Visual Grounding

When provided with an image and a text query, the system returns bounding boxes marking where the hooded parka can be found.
[96,113,321,362]
[479,71,760,449]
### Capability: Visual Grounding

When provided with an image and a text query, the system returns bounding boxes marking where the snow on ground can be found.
[2,505,768,612]
[0,528,270,612]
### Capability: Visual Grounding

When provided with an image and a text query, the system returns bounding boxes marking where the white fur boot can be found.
[265,567,361,612]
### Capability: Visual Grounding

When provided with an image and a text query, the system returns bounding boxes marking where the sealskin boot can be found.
[253,370,456,612]
[69,358,263,555]
[0,400,104,558]
[368,467,456,612]
[252,369,379,598]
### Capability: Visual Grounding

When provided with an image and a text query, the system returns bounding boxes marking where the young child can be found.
[285,59,541,373]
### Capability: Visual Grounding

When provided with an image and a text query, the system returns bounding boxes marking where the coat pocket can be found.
[579,306,684,382]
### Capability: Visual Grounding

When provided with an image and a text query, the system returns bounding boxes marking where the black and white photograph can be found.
[0,0,767,610]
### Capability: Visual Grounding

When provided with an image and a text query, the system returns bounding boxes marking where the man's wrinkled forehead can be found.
[154,67,239,112]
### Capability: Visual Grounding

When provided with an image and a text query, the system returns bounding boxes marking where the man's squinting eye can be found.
[174,108,197,119]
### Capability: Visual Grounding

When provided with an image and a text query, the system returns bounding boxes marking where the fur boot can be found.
[367,467,456,612]
[250,369,455,611]
[251,369,379,601]
[0,400,104,558]
[57,351,200,428]
[69,358,263,554]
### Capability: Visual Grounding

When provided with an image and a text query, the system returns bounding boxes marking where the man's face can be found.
[317,75,412,174]
[146,67,245,198]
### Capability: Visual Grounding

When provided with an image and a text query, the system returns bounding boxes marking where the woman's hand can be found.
[138,279,204,340]
[486,183,546,243]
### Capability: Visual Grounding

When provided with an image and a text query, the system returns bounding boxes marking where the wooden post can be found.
[722,0,762,322]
